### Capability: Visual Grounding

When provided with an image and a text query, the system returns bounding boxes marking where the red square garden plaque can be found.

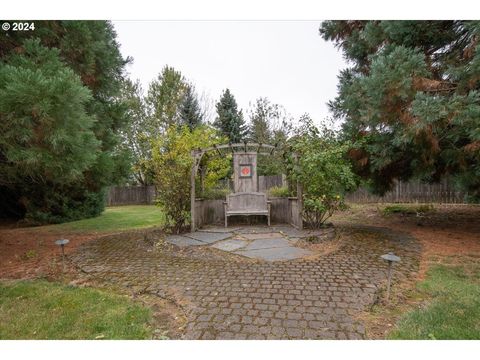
[239,164,252,178]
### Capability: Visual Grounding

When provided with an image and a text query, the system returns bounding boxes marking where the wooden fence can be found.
[106,177,468,206]
[106,185,156,206]
[258,175,286,192]
[345,178,468,204]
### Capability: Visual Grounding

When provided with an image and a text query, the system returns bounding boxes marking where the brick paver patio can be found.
[70,225,420,339]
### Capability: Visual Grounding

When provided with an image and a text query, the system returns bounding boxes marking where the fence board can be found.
[345,178,467,204]
[106,185,155,206]
[258,175,285,192]
[106,177,468,207]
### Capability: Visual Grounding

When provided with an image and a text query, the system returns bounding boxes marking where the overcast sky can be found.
[113,21,347,125]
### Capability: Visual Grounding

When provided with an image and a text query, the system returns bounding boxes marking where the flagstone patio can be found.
[164,226,332,261]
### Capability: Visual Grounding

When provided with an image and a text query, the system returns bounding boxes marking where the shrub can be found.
[24,187,106,225]
[383,203,435,216]
[268,186,290,198]
[303,194,347,228]
[202,187,231,200]
[151,125,229,233]
[290,118,358,228]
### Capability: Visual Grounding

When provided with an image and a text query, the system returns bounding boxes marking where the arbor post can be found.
[296,179,303,230]
[190,151,197,232]
[293,153,303,230]
[295,156,303,230]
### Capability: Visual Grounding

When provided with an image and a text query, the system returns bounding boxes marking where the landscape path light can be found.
[380,251,401,303]
[55,239,70,273]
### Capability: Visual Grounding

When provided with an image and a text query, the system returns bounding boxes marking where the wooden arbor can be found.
[190,142,303,232]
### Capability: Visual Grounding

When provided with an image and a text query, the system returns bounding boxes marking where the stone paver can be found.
[165,235,205,247]
[288,237,300,244]
[242,238,292,250]
[165,226,319,261]
[198,227,240,233]
[242,232,284,240]
[235,246,313,261]
[274,226,336,239]
[211,239,249,251]
[273,226,306,237]
[184,232,232,243]
[236,227,276,234]
[71,224,421,340]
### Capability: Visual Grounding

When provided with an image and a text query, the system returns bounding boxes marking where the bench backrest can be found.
[226,192,267,211]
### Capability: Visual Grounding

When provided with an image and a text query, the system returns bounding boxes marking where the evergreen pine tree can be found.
[0,21,130,222]
[179,84,203,130]
[214,89,247,143]
[0,39,100,221]
[320,20,480,200]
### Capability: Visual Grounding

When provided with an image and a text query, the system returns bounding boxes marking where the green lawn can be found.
[389,262,480,339]
[0,280,153,339]
[48,205,165,233]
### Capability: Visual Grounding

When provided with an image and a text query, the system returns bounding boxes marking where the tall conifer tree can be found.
[214,89,247,143]
[321,21,480,200]
[179,84,203,130]
[0,21,130,222]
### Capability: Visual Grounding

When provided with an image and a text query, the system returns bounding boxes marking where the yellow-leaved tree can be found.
[151,125,230,233]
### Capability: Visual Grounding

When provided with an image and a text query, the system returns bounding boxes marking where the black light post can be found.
[380,252,401,303]
[55,239,70,273]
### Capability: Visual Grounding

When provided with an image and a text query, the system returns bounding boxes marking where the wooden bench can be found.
[224,192,271,227]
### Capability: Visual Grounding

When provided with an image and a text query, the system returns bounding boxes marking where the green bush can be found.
[202,187,231,200]
[290,118,358,228]
[268,186,290,198]
[24,187,106,225]
[383,204,435,216]
[303,195,347,227]
[151,125,229,233]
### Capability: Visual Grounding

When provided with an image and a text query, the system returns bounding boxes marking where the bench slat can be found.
[226,210,269,215]
[224,192,271,227]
